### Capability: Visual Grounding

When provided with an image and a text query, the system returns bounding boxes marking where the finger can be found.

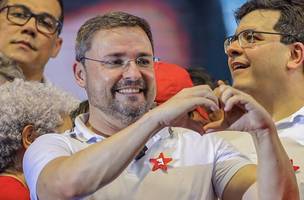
[219,86,234,104]
[183,85,213,95]
[217,80,226,86]
[208,109,224,122]
[162,96,219,115]
[188,88,219,106]
[175,89,220,112]
[213,87,221,98]
[203,119,225,132]
[223,95,247,112]
[189,110,210,123]
[175,85,218,105]
[213,80,227,97]
[189,97,220,112]
[189,85,218,101]
[203,92,219,107]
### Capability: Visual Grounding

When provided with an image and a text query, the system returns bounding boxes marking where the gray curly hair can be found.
[0,79,79,172]
[0,52,25,82]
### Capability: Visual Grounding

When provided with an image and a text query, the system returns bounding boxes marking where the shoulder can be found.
[24,131,82,162]
[27,133,74,154]
[23,132,77,200]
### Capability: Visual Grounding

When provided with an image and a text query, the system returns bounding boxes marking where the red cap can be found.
[155,61,193,104]
[154,61,209,120]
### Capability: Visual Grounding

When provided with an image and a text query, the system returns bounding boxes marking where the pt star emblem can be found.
[290,159,300,172]
[149,152,172,172]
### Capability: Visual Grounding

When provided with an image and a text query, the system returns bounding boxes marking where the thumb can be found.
[203,120,224,132]
[217,80,226,86]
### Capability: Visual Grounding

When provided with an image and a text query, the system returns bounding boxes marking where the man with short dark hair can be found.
[0,0,64,81]
[24,11,298,200]
[224,0,304,197]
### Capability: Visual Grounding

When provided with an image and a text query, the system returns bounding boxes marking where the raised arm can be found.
[209,83,299,200]
[27,85,219,200]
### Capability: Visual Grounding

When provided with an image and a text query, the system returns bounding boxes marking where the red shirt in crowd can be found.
[0,176,30,200]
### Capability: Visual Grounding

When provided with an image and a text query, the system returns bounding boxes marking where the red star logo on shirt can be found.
[149,152,172,172]
[290,159,300,172]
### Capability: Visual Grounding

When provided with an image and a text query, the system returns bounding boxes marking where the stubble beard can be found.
[89,78,154,125]
[91,92,152,126]
[112,96,150,124]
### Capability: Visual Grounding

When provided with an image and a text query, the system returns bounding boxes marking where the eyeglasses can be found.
[80,56,159,69]
[224,29,295,54]
[0,5,62,35]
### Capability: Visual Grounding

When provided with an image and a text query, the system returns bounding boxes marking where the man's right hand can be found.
[149,85,220,132]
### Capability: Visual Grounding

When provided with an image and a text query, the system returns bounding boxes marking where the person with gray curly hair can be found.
[0,52,25,85]
[0,79,79,200]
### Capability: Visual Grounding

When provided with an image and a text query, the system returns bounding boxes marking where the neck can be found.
[86,121,111,138]
[87,105,126,137]
[24,71,44,82]
[20,64,44,82]
[246,85,304,122]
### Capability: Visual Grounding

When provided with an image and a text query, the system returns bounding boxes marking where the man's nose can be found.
[20,17,38,38]
[225,40,243,58]
[122,60,143,79]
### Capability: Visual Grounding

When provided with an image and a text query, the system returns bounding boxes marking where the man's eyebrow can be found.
[7,3,26,7]
[104,53,126,58]
[236,28,257,34]
[10,3,59,19]
[137,52,153,57]
[104,52,153,58]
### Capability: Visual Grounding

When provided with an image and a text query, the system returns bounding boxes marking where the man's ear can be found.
[73,61,86,88]
[22,125,39,149]
[51,37,63,58]
[287,42,304,70]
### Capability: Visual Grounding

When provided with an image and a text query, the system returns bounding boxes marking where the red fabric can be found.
[0,176,30,200]
[149,152,173,172]
[154,61,209,120]
[155,61,193,104]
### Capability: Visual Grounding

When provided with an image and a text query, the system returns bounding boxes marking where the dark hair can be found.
[56,0,64,34]
[235,0,304,44]
[0,0,64,34]
[75,11,154,63]
[186,67,215,89]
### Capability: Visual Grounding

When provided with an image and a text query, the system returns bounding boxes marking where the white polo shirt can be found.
[276,106,304,145]
[24,113,251,200]
[216,105,304,200]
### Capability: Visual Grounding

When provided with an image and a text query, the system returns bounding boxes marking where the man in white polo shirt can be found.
[24,11,298,200]
[223,0,304,198]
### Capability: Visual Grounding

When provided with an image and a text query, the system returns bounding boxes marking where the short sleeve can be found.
[212,137,252,198]
[23,134,73,200]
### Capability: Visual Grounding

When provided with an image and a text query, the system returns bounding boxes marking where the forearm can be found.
[38,111,161,199]
[250,127,299,200]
